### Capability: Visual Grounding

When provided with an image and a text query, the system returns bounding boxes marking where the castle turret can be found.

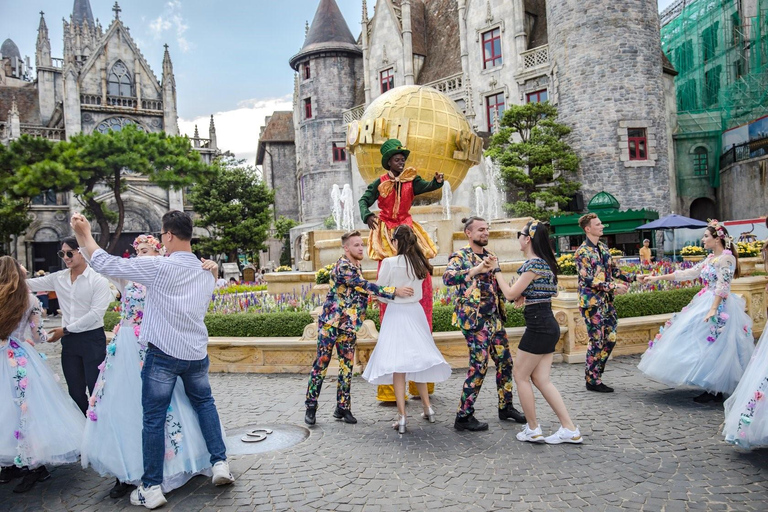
[546,0,671,214]
[288,0,362,223]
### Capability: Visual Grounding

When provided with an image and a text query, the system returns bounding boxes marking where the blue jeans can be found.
[141,345,227,487]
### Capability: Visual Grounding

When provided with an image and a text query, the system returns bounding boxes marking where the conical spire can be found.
[162,44,174,78]
[72,0,95,28]
[362,0,369,23]
[36,11,52,68]
[289,0,361,70]
[209,115,217,150]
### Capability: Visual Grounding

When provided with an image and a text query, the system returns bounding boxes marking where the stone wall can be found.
[263,141,299,221]
[718,155,768,220]
[546,0,672,216]
[674,135,718,216]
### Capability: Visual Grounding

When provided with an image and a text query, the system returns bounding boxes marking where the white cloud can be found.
[148,0,193,53]
[178,95,294,166]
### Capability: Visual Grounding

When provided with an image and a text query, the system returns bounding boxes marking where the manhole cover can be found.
[226,424,310,455]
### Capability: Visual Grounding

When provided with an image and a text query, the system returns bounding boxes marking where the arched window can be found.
[107,61,133,97]
[693,146,708,176]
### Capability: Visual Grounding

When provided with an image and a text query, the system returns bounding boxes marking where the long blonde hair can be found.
[0,256,29,340]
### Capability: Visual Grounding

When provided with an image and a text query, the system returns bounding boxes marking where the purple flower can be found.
[706,336,716,343]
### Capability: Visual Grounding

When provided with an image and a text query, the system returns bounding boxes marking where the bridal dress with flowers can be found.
[638,252,754,394]
[0,294,84,469]
[81,280,218,492]
[723,323,768,449]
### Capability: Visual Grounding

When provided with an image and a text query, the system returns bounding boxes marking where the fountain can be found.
[340,184,356,231]
[484,156,503,221]
[441,181,453,220]
[474,186,486,217]
[330,184,342,230]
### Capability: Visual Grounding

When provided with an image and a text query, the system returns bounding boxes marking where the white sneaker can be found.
[544,426,583,444]
[130,484,167,509]
[211,460,235,486]
[515,424,545,443]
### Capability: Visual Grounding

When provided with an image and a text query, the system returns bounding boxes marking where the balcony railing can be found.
[520,45,549,70]
[51,58,64,68]
[106,95,138,108]
[80,94,163,111]
[720,136,768,169]
[424,73,464,98]
[141,99,163,111]
[80,94,102,106]
[342,104,365,125]
[19,124,66,140]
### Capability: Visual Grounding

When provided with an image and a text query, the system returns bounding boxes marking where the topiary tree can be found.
[485,102,581,221]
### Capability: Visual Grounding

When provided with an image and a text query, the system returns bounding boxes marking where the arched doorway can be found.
[31,227,62,273]
[689,197,717,222]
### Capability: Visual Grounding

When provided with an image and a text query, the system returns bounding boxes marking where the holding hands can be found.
[469,256,496,278]
[70,212,91,235]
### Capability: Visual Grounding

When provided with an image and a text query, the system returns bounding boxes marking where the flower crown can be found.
[132,234,165,255]
[707,219,733,249]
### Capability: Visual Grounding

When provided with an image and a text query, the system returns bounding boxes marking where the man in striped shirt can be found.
[71,210,233,510]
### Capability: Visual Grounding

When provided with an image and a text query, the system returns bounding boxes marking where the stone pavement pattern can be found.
[1,340,766,511]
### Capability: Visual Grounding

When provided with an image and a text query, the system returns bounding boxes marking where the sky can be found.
[1,0,679,164]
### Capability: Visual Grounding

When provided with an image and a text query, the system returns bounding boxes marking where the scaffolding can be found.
[661,0,768,185]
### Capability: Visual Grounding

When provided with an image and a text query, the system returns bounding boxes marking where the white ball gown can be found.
[723,320,768,449]
[362,255,451,385]
[80,281,219,492]
[0,295,84,469]
[638,252,754,394]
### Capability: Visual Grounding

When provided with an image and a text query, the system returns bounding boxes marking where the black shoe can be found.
[586,382,614,393]
[333,407,357,424]
[498,404,527,424]
[12,466,50,493]
[454,414,489,432]
[109,478,134,499]
[304,406,317,425]
[693,391,723,404]
[0,466,28,484]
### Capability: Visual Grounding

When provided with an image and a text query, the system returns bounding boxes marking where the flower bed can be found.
[213,283,267,295]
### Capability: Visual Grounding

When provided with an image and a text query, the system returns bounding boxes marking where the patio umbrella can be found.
[635,214,708,261]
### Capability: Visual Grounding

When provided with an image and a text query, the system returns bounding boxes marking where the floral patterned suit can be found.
[444,246,514,418]
[575,239,636,385]
[305,257,396,411]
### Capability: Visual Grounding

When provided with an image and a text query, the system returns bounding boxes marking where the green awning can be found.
[550,209,659,237]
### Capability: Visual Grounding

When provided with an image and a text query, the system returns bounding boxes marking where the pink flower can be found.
[98,361,106,372]
[88,410,97,421]
[756,391,764,401]
[164,450,175,461]
[719,312,729,321]
[134,325,141,337]
[16,357,27,367]
[19,377,27,389]
[7,350,13,359]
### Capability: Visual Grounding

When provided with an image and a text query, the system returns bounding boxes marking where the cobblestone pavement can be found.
[1,339,766,511]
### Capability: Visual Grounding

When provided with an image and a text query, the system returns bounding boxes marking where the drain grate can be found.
[226,424,310,455]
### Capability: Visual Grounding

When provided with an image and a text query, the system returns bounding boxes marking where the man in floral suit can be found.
[575,213,643,392]
[304,231,413,426]
[444,217,526,432]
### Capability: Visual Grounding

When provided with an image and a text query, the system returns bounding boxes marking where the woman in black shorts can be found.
[494,221,582,444]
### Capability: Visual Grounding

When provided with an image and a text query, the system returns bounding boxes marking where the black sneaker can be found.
[304,406,317,425]
[333,407,357,424]
[0,466,27,484]
[12,466,50,493]
[454,414,489,432]
[109,478,134,499]
[498,404,526,424]
[586,382,614,393]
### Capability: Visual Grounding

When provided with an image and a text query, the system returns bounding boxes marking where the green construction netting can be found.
[661,0,768,187]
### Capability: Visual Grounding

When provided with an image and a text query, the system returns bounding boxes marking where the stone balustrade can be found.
[342,104,365,125]
[207,275,768,374]
[80,94,102,105]
[141,99,163,111]
[424,73,465,99]
[521,44,549,70]
[20,124,66,140]
[107,95,138,108]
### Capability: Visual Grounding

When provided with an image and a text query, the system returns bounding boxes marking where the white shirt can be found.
[90,248,215,361]
[26,265,112,333]
[377,255,424,304]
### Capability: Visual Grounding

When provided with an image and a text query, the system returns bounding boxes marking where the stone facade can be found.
[718,155,768,220]
[0,1,220,272]
[546,0,672,216]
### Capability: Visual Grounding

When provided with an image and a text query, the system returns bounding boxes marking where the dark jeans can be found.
[141,344,227,487]
[61,328,107,414]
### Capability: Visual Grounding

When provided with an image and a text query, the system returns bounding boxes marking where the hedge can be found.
[103,287,703,337]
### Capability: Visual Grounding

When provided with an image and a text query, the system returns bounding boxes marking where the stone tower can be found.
[546,0,671,215]
[289,0,362,223]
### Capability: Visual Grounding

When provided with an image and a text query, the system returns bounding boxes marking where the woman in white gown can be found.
[362,225,451,433]
[80,235,221,498]
[638,221,754,403]
[0,257,84,493]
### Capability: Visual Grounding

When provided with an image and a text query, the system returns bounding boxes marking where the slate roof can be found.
[0,83,41,124]
[1,39,21,60]
[415,0,462,84]
[289,0,362,70]
[256,111,295,165]
[72,0,95,27]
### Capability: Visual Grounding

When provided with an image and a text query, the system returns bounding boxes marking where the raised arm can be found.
[412,173,444,196]
[25,271,59,292]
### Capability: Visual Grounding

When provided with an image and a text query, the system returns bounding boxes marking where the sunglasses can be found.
[517,231,529,238]
[58,250,77,259]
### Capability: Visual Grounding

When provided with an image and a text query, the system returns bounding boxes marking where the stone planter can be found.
[682,255,705,262]
[557,274,578,292]
[311,283,330,296]
[738,256,762,275]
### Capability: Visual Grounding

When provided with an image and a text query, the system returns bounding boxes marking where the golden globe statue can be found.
[347,85,483,203]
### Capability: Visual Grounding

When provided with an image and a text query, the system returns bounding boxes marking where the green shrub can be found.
[103,311,121,332]
[206,311,313,337]
[366,304,525,333]
[614,286,701,319]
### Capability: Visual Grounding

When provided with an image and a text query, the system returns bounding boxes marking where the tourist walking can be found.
[362,225,451,433]
[80,235,222,499]
[444,217,525,432]
[0,257,85,493]
[70,211,234,510]
[304,230,414,426]
[638,221,754,403]
[575,214,641,393]
[494,221,582,444]
[25,237,113,413]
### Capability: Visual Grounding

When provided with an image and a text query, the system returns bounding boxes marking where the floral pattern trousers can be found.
[457,318,514,418]
[581,303,618,385]
[305,323,356,411]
